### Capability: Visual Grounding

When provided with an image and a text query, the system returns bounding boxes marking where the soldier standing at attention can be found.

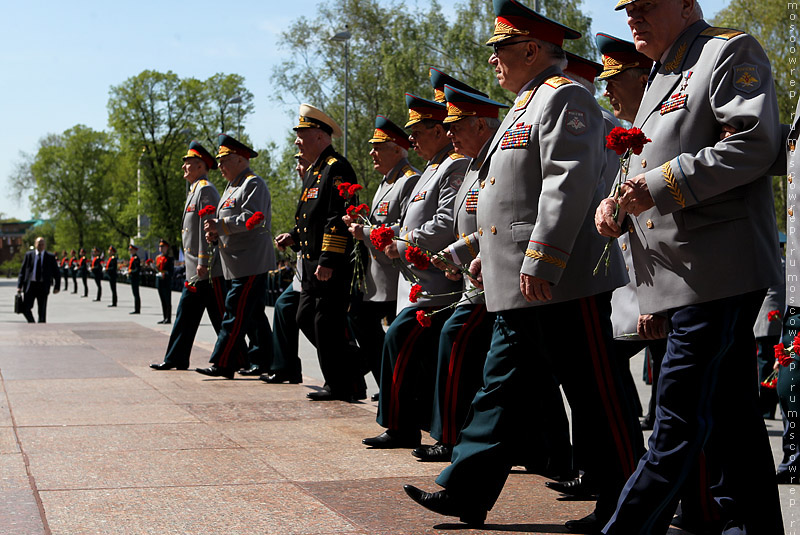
[361,92,467,448]
[105,246,118,307]
[69,249,78,293]
[344,115,420,395]
[91,247,103,301]
[404,2,640,531]
[128,244,141,315]
[155,239,174,324]
[60,251,69,292]
[275,104,363,401]
[596,0,783,532]
[198,134,275,379]
[78,247,89,297]
[151,141,228,371]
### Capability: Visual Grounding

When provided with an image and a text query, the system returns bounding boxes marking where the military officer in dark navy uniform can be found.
[275,104,363,401]
[152,141,228,371]
[344,115,420,392]
[78,247,89,297]
[198,134,275,379]
[128,244,141,314]
[91,247,103,301]
[155,239,174,324]
[105,246,118,307]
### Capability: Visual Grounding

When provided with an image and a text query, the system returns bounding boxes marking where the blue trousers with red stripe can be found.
[163,276,228,368]
[210,274,266,372]
[377,305,453,433]
[603,290,782,535]
[437,292,643,517]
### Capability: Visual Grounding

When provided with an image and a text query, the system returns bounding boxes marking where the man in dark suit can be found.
[17,237,61,323]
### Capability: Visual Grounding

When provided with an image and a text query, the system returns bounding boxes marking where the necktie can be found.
[646,61,662,89]
[35,253,43,282]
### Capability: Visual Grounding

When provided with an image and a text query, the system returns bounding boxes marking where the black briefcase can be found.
[14,293,23,314]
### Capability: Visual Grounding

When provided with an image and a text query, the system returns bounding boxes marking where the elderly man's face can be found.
[489,39,537,93]
[217,154,247,182]
[626,0,693,60]
[604,71,647,123]
[369,142,402,175]
[409,123,446,161]
[182,158,207,182]
[446,118,484,159]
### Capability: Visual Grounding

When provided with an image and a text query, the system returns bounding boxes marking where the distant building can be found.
[0,220,45,264]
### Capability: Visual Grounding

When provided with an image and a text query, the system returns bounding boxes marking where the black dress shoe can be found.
[129,311,140,315]
[403,485,486,526]
[150,362,188,371]
[565,512,601,534]
[362,430,420,449]
[108,304,117,307]
[92,299,101,302]
[370,392,379,402]
[260,371,302,384]
[670,513,722,535]
[238,365,264,376]
[195,366,234,379]
[545,475,598,497]
[306,390,351,401]
[411,442,453,462]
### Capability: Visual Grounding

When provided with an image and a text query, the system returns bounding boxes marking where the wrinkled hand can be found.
[618,174,655,217]
[197,265,208,278]
[348,223,365,241]
[342,214,354,227]
[637,314,667,340]
[275,233,294,252]
[204,219,219,243]
[315,265,333,281]
[468,258,483,289]
[383,242,399,259]
[520,273,552,302]
[431,251,453,271]
[595,197,625,238]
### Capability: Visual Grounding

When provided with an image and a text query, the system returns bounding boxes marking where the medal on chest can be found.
[661,71,692,115]
[375,201,390,216]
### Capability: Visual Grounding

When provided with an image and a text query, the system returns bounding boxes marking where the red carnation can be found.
[370,225,395,250]
[416,309,431,328]
[775,343,792,368]
[348,184,363,197]
[198,205,216,218]
[768,310,782,322]
[761,376,778,389]
[406,246,430,270]
[184,281,198,293]
[606,126,651,156]
[246,211,265,230]
[409,284,423,303]
[337,182,353,198]
[626,128,652,155]
[793,333,800,356]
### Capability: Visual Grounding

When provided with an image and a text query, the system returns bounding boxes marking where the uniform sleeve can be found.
[448,231,481,266]
[319,162,355,269]
[218,177,270,236]
[520,85,605,284]
[17,253,30,288]
[647,34,780,214]
[198,185,220,267]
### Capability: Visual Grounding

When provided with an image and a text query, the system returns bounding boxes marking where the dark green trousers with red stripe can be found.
[210,273,266,372]
[437,292,644,518]
[377,305,453,433]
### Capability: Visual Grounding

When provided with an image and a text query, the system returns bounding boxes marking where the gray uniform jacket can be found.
[627,21,781,314]
[182,177,223,282]
[394,144,468,311]
[449,66,627,313]
[215,168,276,279]
[362,159,420,302]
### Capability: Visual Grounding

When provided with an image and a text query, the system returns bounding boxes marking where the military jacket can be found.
[215,168,275,280]
[362,158,420,302]
[449,66,627,313]
[290,145,357,293]
[183,177,223,282]
[394,144,467,311]
[628,21,781,314]
[91,256,103,273]
[128,255,140,283]
[105,255,117,278]
[78,255,88,275]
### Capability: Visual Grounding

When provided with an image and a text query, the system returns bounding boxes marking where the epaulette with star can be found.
[544,76,572,89]
[196,179,209,187]
[402,165,417,177]
[448,150,467,160]
[325,156,338,166]
[701,27,744,40]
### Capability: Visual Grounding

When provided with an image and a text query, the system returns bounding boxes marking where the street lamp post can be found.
[227,95,243,138]
[331,29,352,159]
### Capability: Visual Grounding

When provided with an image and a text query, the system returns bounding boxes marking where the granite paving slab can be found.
[180,399,369,423]
[10,399,199,427]
[0,426,19,454]
[0,345,133,380]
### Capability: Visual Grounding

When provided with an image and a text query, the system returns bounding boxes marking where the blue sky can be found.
[0,0,727,220]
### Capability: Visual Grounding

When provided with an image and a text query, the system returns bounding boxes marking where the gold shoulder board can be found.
[196,179,209,187]
[700,27,744,40]
[449,151,467,160]
[402,165,416,177]
[544,76,572,89]
[325,156,338,165]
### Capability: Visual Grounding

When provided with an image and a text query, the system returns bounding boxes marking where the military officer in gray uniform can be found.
[404,3,641,531]
[345,115,420,390]
[197,134,275,379]
[596,0,783,532]
[361,93,468,449]
[152,141,228,371]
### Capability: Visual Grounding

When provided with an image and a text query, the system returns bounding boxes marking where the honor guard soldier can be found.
[362,92,467,448]
[345,115,420,394]
[405,2,642,531]
[91,247,103,301]
[596,0,784,532]
[261,153,311,385]
[78,247,89,297]
[69,249,78,293]
[198,134,275,379]
[105,246,118,307]
[275,104,363,401]
[59,251,69,291]
[155,239,174,324]
[152,141,228,371]
[128,244,141,314]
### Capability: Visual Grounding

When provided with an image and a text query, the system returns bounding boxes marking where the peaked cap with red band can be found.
[404,93,448,127]
[216,134,258,159]
[564,51,603,84]
[443,85,509,124]
[369,115,411,149]
[429,68,488,104]
[486,0,581,48]
[596,32,653,80]
[182,140,218,170]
